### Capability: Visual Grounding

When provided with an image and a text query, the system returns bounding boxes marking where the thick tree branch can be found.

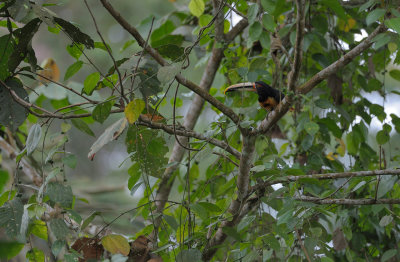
[252,168,400,192]
[288,196,400,205]
[255,23,387,135]
[137,116,241,159]
[100,0,242,127]
[237,135,256,200]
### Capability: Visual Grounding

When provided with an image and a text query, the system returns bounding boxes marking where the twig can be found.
[287,196,400,205]
[295,230,312,262]
[212,152,239,167]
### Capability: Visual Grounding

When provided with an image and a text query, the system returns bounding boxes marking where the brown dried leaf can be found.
[71,237,104,262]
[332,228,347,251]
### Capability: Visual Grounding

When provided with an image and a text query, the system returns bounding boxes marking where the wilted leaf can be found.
[71,237,104,262]
[332,228,347,251]
[88,117,128,160]
[26,124,41,155]
[102,234,130,256]
[124,99,145,124]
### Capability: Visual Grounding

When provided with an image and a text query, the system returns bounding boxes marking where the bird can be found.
[224,81,285,111]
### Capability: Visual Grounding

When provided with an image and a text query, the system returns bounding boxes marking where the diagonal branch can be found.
[137,116,241,159]
[255,23,387,135]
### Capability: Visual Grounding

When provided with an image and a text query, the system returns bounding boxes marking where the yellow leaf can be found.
[101,234,130,256]
[38,58,60,83]
[339,18,356,32]
[124,99,145,124]
[326,152,338,161]
[337,138,346,156]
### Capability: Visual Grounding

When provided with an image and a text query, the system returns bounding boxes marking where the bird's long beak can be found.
[224,82,257,94]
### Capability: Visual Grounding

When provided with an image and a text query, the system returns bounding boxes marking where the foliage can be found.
[1,0,400,261]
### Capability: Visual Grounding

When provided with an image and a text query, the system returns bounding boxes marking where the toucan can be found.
[224,81,285,111]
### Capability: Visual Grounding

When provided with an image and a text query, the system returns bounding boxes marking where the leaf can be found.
[247,4,259,24]
[124,99,145,124]
[92,100,113,123]
[8,18,41,73]
[0,199,23,239]
[88,118,128,160]
[198,202,222,212]
[249,22,262,42]
[62,154,77,169]
[81,211,101,231]
[71,118,95,137]
[51,240,65,257]
[0,241,25,259]
[301,134,313,151]
[164,214,178,231]
[130,181,143,196]
[156,44,185,61]
[46,182,73,208]
[262,13,276,32]
[385,17,400,34]
[157,64,180,84]
[54,17,94,49]
[101,234,130,256]
[304,122,319,136]
[381,249,397,262]
[30,220,48,240]
[389,69,400,81]
[26,248,45,262]
[379,215,393,227]
[66,43,84,60]
[320,0,347,20]
[64,61,83,81]
[366,8,385,26]
[0,78,29,131]
[376,130,389,145]
[222,227,242,241]
[0,34,15,81]
[188,0,205,17]
[332,228,347,251]
[176,248,202,262]
[377,176,397,198]
[83,72,101,95]
[26,124,42,155]
[189,203,208,220]
[49,218,70,240]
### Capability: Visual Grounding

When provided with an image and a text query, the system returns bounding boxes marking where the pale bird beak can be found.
[224,82,257,95]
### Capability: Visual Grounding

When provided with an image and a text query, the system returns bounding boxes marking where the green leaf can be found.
[0,199,23,239]
[249,22,263,42]
[315,99,332,109]
[71,118,95,137]
[130,181,143,196]
[358,0,376,13]
[64,61,83,81]
[62,154,77,169]
[189,203,208,220]
[164,215,178,231]
[304,122,319,136]
[198,202,222,212]
[66,43,84,60]
[222,227,242,241]
[176,249,202,262]
[26,124,42,155]
[381,249,397,262]
[320,0,347,20]
[124,99,145,124]
[385,17,400,34]
[301,134,313,150]
[81,211,101,231]
[0,241,25,259]
[94,41,110,52]
[189,0,205,17]
[366,8,385,26]
[30,220,48,240]
[0,78,29,131]
[157,64,180,84]
[346,132,358,154]
[49,218,70,240]
[51,240,65,257]
[121,39,135,51]
[0,35,15,81]
[26,248,45,262]
[0,170,9,193]
[83,72,100,95]
[92,100,113,123]
[262,13,276,31]
[247,4,259,24]
[389,69,400,81]
[377,176,397,198]
[156,44,185,61]
[151,20,175,43]
[45,181,73,208]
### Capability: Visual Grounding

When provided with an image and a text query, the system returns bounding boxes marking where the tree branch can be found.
[237,135,256,200]
[287,196,400,205]
[137,116,241,159]
[255,23,387,135]
[251,169,400,193]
